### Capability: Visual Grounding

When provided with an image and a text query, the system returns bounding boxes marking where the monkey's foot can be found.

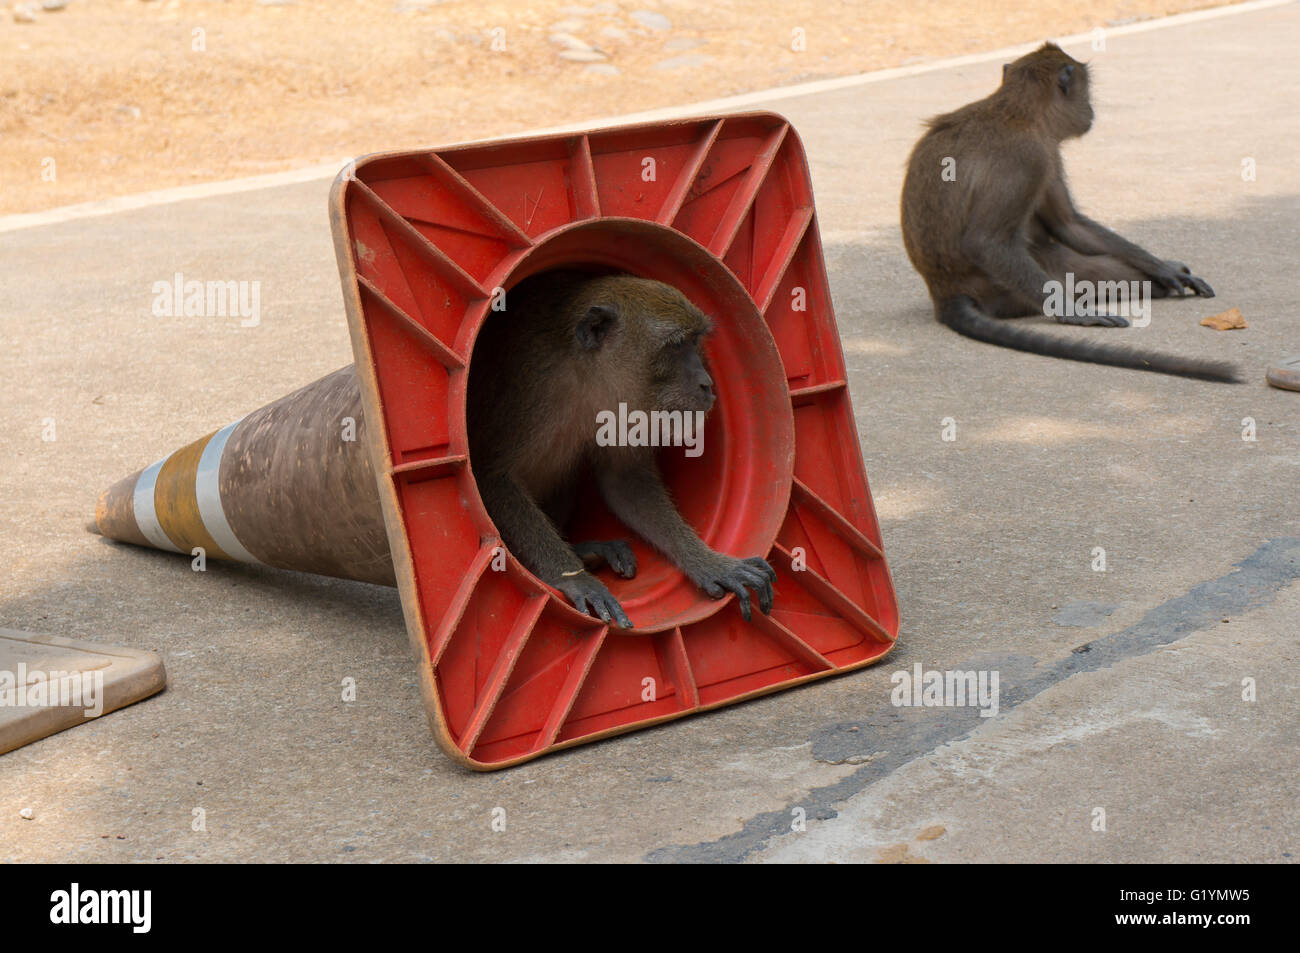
[573,539,638,579]
[692,556,777,622]
[556,571,633,629]
[1057,311,1130,327]
[1153,261,1215,298]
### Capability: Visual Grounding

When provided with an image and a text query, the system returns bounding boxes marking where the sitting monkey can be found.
[900,43,1236,382]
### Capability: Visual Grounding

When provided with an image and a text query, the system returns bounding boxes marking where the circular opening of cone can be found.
[465,219,796,632]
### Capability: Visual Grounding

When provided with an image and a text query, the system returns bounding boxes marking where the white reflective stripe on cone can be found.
[195,418,261,565]
[133,458,184,553]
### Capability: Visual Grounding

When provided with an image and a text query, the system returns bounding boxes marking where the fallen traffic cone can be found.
[96,112,901,769]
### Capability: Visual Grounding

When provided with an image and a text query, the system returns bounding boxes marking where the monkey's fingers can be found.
[719,579,753,622]
[608,542,638,579]
[732,563,774,600]
[578,591,633,629]
[1182,275,1215,297]
[603,596,634,629]
[574,540,638,579]
[736,570,773,615]
[742,556,778,583]
[701,576,752,620]
[1155,273,1187,297]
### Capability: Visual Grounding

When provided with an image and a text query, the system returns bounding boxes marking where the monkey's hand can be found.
[555,571,634,629]
[689,555,776,622]
[1153,261,1215,298]
[573,539,638,579]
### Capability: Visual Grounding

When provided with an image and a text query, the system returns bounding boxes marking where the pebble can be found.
[42,0,67,10]
[12,3,37,22]
[559,49,607,63]
[549,32,592,51]
[584,63,620,75]
[631,10,671,31]
[20,807,34,820]
[664,37,702,52]
[652,53,711,71]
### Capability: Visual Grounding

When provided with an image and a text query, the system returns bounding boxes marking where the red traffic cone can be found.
[97,112,900,769]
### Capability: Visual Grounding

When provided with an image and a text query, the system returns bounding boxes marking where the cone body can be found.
[94,366,395,586]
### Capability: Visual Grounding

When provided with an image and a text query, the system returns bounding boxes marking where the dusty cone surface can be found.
[94,367,395,586]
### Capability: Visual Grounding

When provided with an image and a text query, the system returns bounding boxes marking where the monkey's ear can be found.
[1058,64,1075,94]
[576,304,618,350]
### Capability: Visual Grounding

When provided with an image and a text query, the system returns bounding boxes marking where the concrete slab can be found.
[0,1,1296,862]
[0,630,166,755]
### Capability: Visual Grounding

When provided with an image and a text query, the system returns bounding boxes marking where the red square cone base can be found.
[330,112,900,769]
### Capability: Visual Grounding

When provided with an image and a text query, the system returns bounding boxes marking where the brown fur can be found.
[900,43,1237,382]
[468,270,776,629]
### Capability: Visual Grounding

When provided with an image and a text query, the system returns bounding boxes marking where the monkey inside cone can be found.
[468,271,776,630]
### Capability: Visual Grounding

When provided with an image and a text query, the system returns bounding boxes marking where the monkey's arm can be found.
[961,231,1058,314]
[1039,179,1213,296]
[479,473,632,628]
[958,158,1059,314]
[595,460,775,621]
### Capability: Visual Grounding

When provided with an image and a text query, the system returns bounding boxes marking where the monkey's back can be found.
[900,96,1047,304]
[466,271,622,501]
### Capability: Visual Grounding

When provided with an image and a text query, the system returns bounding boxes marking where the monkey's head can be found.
[572,275,716,415]
[1001,42,1093,140]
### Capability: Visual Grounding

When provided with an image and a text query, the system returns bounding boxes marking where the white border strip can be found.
[195,418,261,565]
[0,0,1288,235]
[132,458,184,554]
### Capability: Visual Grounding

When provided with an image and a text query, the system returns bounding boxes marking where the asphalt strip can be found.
[647,536,1300,863]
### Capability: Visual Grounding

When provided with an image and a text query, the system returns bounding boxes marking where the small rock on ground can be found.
[559,49,607,62]
[653,53,712,70]
[631,10,671,31]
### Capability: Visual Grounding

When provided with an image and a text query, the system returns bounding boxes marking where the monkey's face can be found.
[640,286,716,414]
[1058,63,1094,138]
[651,331,716,414]
[575,276,717,416]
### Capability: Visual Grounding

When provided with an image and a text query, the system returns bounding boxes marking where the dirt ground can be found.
[2,0,1234,215]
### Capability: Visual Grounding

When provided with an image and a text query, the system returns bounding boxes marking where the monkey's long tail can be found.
[937,296,1240,383]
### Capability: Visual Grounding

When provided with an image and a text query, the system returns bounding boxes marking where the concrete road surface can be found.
[1,1,1296,862]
